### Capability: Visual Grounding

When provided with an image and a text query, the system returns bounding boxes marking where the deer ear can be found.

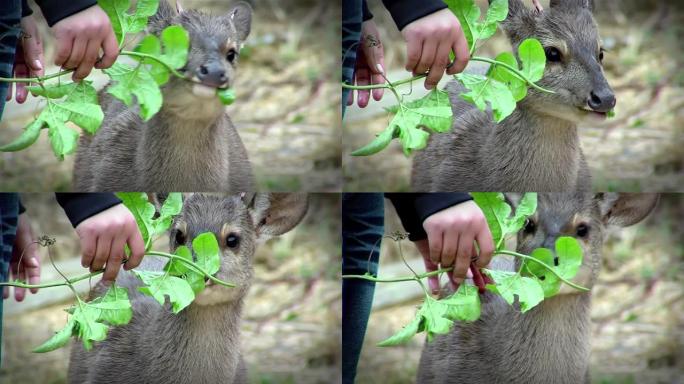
[227,2,252,41]
[550,0,594,11]
[500,0,536,42]
[595,193,659,227]
[249,193,308,240]
[176,0,184,14]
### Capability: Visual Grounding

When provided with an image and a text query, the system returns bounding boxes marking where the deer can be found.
[67,193,309,384]
[73,1,255,192]
[411,0,616,192]
[416,192,658,384]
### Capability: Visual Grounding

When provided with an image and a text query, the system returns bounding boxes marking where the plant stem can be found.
[0,69,73,83]
[342,267,453,283]
[469,56,555,93]
[496,250,590,292]
[341,74,427,90]
[0,270,104,289]
[147,251,235,287]
[119,50,202,85]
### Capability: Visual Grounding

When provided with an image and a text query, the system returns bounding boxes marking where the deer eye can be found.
[174,229,186,245]
[226,49,237,63]
[545,47,562,62]
[226,233,240,248]
[576,223,590,238]
[598,48,604,63]
[523,218,536,234]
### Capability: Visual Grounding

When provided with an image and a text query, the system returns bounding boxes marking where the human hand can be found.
[51,5,119,81]
[400,8,469,90]
[347,20,385,108]
[75,204,145,283]
[415,201,494,294]
[6,16,44,103]
[3,214,41,301]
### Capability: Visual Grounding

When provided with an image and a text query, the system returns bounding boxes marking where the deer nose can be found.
[197,63,228,88]
[587,89,616,113]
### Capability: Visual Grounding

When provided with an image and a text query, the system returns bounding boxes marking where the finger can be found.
[25,256,41,294]
[447,31,470,75]
[355,67,370,108]
[404,34,422,73]
[415,38,437,76]
[5,82,12,101]
[475,225,495,268]
[91,233,114,273]
[425,41,451,89]
[102,233,126,282]
[54,33,74,67]
[79,230,97,269]
[73,38,101,80]
[423,257,440,295]
[470,263,486,294]
[14,63,29,103]
[14,260,26,301]
[452,234,472,287]
[370,60,385,101]
[426,230,443,265]
[447,270,458,292]
[64,35,87,70]
[346,88,354,106]
[440,231,458,269]
[3,286,8,299]
[123,224,145,270]
[95,29,118,69]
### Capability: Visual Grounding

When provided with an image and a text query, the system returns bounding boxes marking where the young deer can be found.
[416,193,658,384]
[412,0,615,192]
[73,1,255,192]
[67,193,309,384]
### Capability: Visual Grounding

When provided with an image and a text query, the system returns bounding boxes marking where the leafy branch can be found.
[0,0,236,160]
[342,192,589,346]
[0,192,235,353]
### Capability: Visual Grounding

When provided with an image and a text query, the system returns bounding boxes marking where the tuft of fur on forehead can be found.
[147,1,251,41]
[175,194,252,237]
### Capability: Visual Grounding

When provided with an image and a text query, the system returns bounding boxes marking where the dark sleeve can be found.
[21,0,33,18]
[381,0,447,30]
[386,193,472,241]
[55,193,122,228]
[18,197,26,214]
[362,0,373,21]
[33,0,97,27]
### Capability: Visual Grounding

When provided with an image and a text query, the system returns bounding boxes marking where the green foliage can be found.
[116,192,183,249]
[470,192,537,249]
[97,0,159,45]
[350,0,552,156]
[135,271,196,313]
[218,88,237,105]
[483,269,544,312]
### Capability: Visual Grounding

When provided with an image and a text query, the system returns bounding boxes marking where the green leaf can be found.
[32,318,76,353]
[135,271,196,314]
[116,192,156,246]
[397,111,429,156]
[0,119,44,152]
[478,0,508,42]
[164,245,193,276]
[45,112,79,159]
[105,62,163,121]
[402,89,453,133]
[192,233,221,276]
[553,236,583,280]
[153,192,182,234]
[518,38,546,83]
[522,247,561,297]
[132,26,190,86]
[445,0,507,51]
[441,284,481,322]
[456,73,516,122]
[350,124,397,156]
[470,192,510,249]
[521,237,583,297]
[134,34,168,85]
[88,285,133,325]
[507,192,537,233]
[98,0,159,45]
[484,269,544,312]
[217,88,236,105]
[487,52,527,101]
[377,314,421,347]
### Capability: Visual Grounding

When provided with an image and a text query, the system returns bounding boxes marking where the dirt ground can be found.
[0,0,341,192]
[0,193,341,384]
[343,0,684,192]
[354,194,684,384]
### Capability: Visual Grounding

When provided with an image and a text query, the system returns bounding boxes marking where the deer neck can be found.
[487,106,581,190]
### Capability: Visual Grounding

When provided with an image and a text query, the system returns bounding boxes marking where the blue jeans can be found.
[342,193,384,384]
[0,193,20,366]
[0,0,22,120]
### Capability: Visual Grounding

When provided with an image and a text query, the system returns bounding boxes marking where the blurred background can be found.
[343,0,684,192]
[353,193,684,383]
[0,0,341,191]
[0,193,341,384]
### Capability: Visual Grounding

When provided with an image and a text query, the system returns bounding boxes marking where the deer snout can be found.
[587,88,616,113]
[196,62,228,88]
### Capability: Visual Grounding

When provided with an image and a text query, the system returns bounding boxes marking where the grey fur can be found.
[412,0,614,192]
[67,193,308,384]
[416,193,658,384]
[73,1,255,192]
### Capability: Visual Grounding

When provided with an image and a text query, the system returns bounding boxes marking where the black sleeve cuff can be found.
[387,193,473,241]
[362,0,373,21]
[55,193,122,228]
[34,0,97,27]
[21,0,33,18]
[381,0,447,30]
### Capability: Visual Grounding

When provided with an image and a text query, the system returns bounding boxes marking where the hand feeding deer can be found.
[67,193,309,384]
[416,193,658,384]
[412,0,615,192]
[73,1,255,192]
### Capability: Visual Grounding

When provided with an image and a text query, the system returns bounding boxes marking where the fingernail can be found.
[33,60,42,70]
[376,63,384,73]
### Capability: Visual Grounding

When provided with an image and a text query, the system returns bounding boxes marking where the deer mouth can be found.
[577,107,608,120]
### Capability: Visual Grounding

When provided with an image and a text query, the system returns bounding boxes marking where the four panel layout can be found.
[0,0,682,383]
